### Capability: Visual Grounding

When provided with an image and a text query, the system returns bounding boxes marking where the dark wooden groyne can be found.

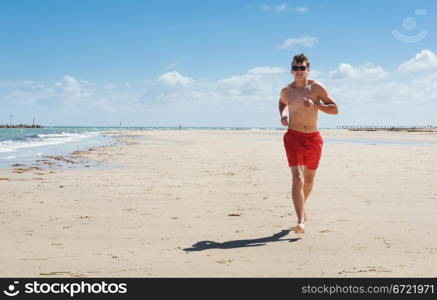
[337,125,436,132]
[0,124,44,128]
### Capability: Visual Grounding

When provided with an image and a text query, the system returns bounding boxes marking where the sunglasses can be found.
[292,65,308,71]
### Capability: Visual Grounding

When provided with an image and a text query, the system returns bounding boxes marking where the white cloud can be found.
[217,66,287,102]
[261,4,308,13]
[328,63,387,80]
[159,71,193,85]
[276,36,318,50]
[62,75,81,94]
[292,7,308,13]
[398,49,437,73]
[316,54,437,125]
[165,62,178,70]
[275,3,287,12]
[248,66,286,75]
[2,50,437,127]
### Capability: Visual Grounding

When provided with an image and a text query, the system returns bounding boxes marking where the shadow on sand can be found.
[183,229,300,252]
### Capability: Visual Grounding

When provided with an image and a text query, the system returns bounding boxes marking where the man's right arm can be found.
[279,88,288,118]
[279,88,289,126]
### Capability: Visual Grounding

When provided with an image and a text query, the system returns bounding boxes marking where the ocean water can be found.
[0,127,124,168]
[0,126,283,168]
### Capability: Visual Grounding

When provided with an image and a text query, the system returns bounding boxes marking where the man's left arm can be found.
[315,83,339,114]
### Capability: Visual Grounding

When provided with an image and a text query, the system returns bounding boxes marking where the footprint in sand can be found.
[40,272,84,277]
[339,266,391,274]
[216,259,233,264]
[352,244,367,251]
[375,236,396,248]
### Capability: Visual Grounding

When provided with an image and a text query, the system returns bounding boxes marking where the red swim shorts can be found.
[283,129,324,170]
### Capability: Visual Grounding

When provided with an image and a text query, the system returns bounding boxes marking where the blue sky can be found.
[1,0,437,127]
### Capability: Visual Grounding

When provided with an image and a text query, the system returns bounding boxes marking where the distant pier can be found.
[337,125,436,132]
[0,124,44,128]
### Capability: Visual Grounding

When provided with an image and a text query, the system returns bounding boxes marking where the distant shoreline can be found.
[348,128,437,132]
[337,126,437,132]
[1,125,436,132]
[0,124,43,128]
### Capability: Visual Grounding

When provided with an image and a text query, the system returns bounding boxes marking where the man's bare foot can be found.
[294,223,305,234]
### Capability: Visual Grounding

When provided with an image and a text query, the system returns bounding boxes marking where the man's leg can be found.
[290,165,305,232]
[302,166,317,222]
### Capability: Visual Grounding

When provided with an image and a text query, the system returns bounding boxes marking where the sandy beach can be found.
[1,129,436,277]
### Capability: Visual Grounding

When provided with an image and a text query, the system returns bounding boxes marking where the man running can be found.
[278,53,339,234]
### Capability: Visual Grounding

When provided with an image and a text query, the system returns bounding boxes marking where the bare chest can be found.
[284,86,319,107]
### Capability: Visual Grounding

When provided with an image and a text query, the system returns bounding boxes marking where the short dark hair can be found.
[291,53,310,68]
